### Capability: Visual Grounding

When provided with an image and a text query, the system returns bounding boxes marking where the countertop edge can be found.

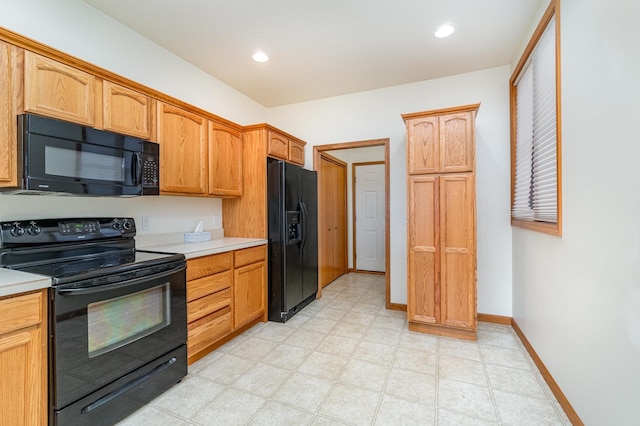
[0,270,51,298]
[137,237,268,259]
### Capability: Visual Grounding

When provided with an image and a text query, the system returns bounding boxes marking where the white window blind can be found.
[512,16,558,224]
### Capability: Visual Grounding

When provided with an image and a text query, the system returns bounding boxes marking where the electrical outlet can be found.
[141,217,151,231]
[213,215,221,227]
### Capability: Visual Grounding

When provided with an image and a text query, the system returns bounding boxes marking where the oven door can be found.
[50,261,187,413]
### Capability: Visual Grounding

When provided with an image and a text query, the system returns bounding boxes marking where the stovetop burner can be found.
[0,217,184,285]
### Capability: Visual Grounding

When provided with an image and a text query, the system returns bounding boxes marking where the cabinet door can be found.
[233,260,266,329]
[0,41,16,187]
[439,173,476,329]
[407,175,439,324]
[0,291,47,426]
[24,52,95,126]
[407,116,439,175]
[267,130,288,160]
[288,140,305,165]
[103,81,152,139]
[439,112,475,173]
[208,121,242,197]
[157,103,207,194]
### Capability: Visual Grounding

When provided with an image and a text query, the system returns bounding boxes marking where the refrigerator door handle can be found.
[299,200,308,250]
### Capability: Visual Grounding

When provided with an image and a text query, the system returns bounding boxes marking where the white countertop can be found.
[137,237,267,259]
[0,268,51,298]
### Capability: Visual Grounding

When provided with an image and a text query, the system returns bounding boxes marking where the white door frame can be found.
[313,139,398,311]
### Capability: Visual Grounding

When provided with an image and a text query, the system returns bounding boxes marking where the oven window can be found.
[45,145,125,182]
[87,283,170,358]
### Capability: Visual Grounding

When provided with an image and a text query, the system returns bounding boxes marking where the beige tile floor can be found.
[117,273,572,426]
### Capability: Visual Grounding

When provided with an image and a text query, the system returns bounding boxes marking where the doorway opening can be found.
[313,139,392,309]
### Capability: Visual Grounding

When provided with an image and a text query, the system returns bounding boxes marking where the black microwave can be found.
[2,114,159,196]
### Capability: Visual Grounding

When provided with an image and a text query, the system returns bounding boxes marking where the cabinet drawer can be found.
[234,245,266,268]
[187,252,232,281]
[187,307,232,357]
[187,270,231,302]
[0,291,43,335]
[188,288,231,323]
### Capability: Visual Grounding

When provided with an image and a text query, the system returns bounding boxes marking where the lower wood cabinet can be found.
[185,244,266,364]
[0,289,47,426]
[233,246,267,329]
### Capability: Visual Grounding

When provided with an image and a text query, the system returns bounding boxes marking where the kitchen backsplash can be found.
[0,194,223,235]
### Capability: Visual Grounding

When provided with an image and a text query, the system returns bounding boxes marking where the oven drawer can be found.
[187,270,231,302]
[0,291,43,335]
[187,307,232,357]
[234,245,266,268]
[187,288,231,323]
[186,252,232,281]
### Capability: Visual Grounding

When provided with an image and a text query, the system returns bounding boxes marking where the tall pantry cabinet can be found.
[403,103,480,340]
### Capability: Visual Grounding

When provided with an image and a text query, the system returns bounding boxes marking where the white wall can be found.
[0,0,514,315]
[511,0,640,424]
[327,146,386,269]
[267,67,513,313]
[0,0,267,234]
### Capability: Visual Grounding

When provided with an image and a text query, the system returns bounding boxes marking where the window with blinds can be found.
[510,0,561,235]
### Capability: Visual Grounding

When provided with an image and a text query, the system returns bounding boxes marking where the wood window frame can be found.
[510,0,562,236]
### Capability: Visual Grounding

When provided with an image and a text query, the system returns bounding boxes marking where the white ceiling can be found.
[83,0,546,107]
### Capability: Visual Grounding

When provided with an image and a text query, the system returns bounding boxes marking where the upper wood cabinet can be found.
[223,124,307,238]
[267,130,288,160]
[267,128,306,166]
[157,102,208,195]
[209,121,242,197]
[404,107,476,175]
[102,80,153,139]
[288,139,305,165]
[0,40,17,187]
[23,51,96,126]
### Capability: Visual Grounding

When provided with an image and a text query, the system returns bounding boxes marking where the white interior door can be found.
[355,163,385,272]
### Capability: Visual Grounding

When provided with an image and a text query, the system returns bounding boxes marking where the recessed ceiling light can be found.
[435,24,455,39]
[252,51,269,62]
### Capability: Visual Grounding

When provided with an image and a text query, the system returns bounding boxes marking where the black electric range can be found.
[0,217,188,426]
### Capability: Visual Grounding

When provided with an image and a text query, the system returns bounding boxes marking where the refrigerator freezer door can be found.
[300,169,318,301]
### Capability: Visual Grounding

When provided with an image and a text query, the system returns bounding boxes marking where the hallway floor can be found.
[117,273,571,425]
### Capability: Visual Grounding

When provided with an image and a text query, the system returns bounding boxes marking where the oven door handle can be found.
[56,265,185,296]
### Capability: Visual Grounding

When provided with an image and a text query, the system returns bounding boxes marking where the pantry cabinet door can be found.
[407,116,439,175]
[439,173,476,329]
[439,112,475,173]
[407,175,439,324]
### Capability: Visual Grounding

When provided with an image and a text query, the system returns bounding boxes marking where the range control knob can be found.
[112,220,122,230]
[27,221,41,236]
[122,220,132,230]
[10,222,25,237]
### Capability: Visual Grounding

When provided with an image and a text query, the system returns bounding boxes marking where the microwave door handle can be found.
[132,152,142,185]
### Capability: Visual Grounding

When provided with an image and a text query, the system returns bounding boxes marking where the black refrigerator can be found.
[267,157,318,322]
